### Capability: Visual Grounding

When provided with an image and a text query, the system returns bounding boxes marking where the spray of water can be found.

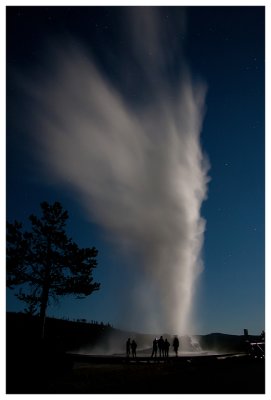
[24,8,210,334]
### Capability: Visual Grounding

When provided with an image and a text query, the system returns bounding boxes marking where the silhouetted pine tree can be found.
[7,201,100,339]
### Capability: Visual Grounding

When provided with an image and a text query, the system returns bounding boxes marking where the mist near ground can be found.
[74,329,238,357]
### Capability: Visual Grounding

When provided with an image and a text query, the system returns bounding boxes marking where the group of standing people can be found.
[126,336,180,358]
[151,336,179,358]
[126,338,137,358]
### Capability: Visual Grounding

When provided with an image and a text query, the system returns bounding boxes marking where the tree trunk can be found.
[40,283,50,340]
[40,238,51,340]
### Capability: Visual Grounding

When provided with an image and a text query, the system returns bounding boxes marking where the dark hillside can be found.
[199,333,251,353]
[7,312,115,352]
[7,312,256,354]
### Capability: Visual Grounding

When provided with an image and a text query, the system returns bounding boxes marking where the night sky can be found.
[6,5,265,335]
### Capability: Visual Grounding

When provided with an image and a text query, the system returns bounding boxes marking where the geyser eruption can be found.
[25,8,209,334]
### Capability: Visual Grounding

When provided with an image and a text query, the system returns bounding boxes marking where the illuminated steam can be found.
[25,8,210,334]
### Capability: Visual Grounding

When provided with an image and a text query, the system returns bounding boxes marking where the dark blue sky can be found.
[6,6,265,335]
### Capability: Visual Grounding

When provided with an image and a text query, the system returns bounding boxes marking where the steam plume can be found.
[26,8,210,334]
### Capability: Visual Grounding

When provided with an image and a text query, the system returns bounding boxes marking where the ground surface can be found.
[7,352,265,394]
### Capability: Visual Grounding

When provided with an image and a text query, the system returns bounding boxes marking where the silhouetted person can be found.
[158,336,165,357]
[131,339,137,358]
[164,338,170,357]
[126,338,131,357]
[173,336,179,356]
[151,338,158,357]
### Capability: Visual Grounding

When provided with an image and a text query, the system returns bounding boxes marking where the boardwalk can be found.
[66,352,245,365]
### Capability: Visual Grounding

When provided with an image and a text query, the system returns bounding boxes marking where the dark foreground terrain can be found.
[57,354,266,394]
[6,312,265,394]
[72,358,265,394]
[7,351,265,394]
